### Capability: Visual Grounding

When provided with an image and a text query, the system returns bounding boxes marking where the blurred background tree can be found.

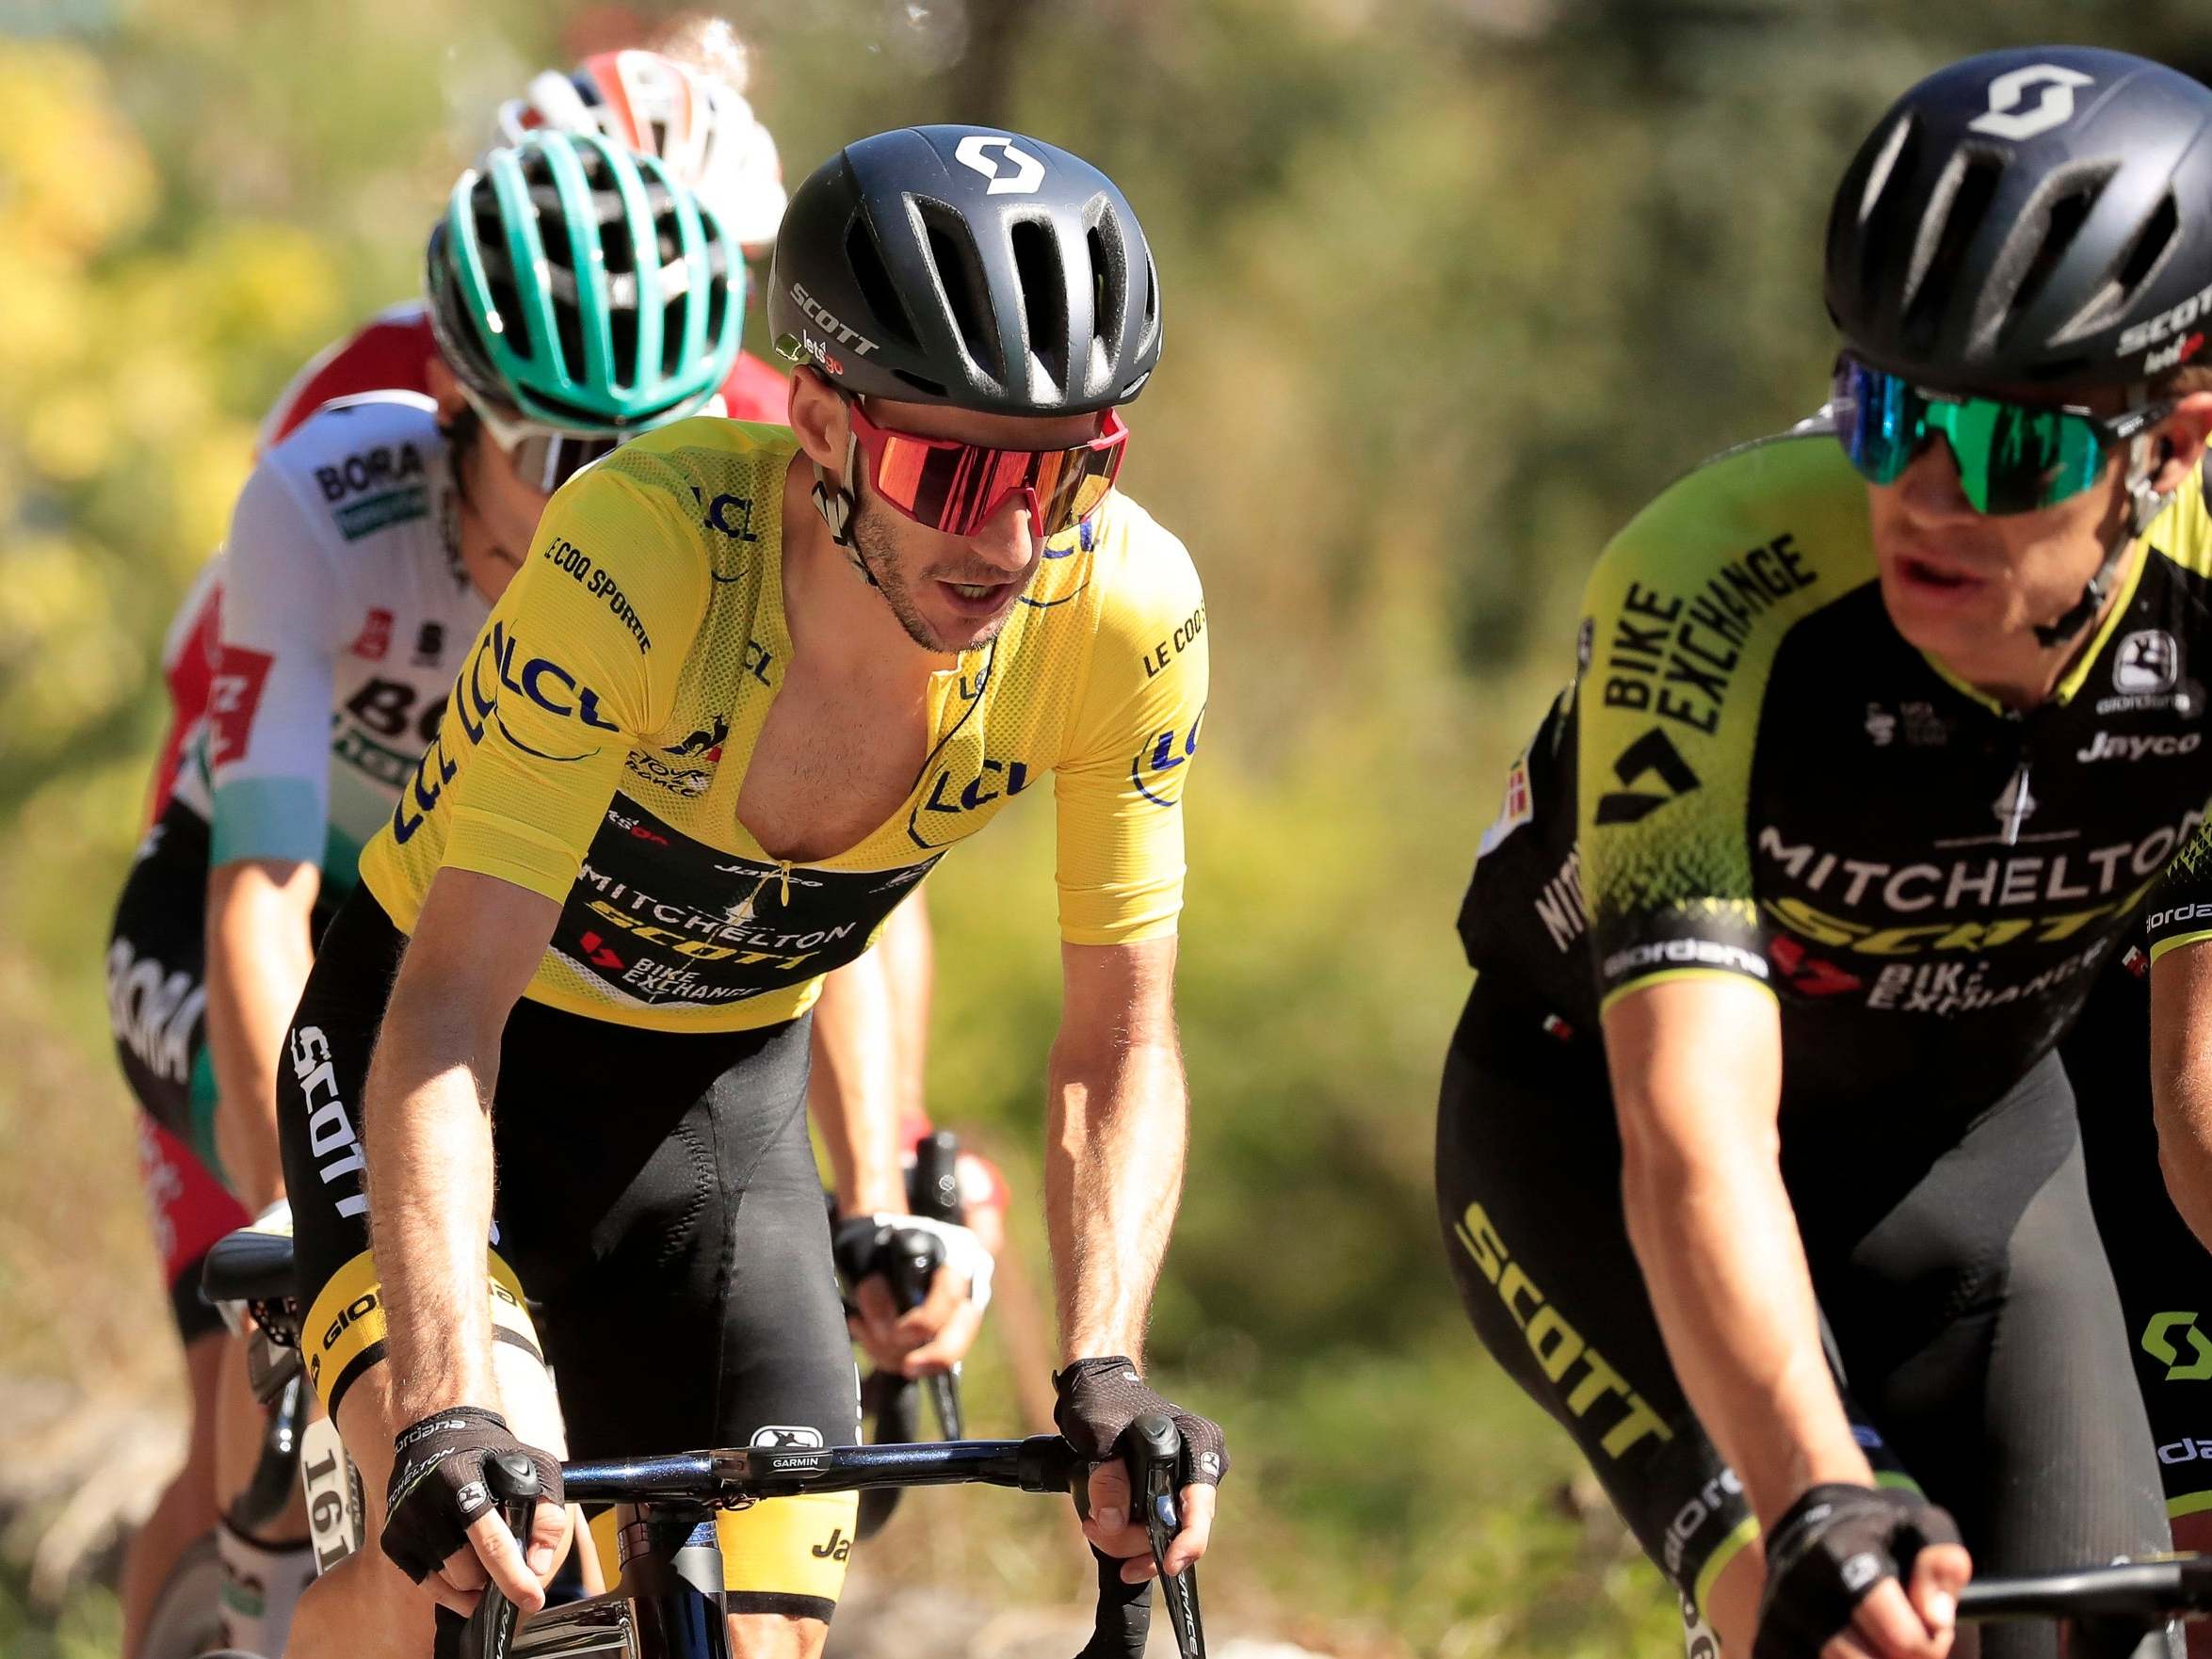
[8,3,2212,1654]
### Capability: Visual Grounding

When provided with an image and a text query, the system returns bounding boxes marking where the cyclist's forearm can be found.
[363,980,504,1423]
[1622,1132,1871,1524]
[809,946,908,1216]
[1044,1032,1187,1363]
[2152,942,2212,1249]
[879,894,935,1120]
[1606,979,1869,1525]
[204,859,318,1212]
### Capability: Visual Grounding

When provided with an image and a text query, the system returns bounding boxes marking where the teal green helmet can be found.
[426,130,742,430]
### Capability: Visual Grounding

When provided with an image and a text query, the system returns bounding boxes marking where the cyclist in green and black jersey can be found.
[1442,45,2212,1659]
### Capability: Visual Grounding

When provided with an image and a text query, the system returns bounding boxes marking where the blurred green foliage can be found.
[10,3,2212,1652]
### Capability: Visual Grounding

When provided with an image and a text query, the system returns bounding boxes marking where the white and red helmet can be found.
[495,49,786,251]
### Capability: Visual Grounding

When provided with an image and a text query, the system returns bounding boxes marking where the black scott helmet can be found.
[767,125,1160,414]
[1826,47,2212,394]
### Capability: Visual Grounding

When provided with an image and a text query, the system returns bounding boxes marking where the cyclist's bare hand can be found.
[901,1290,984,1375]
[425,1495,570,1616]
[1756,1485,1966,1659]
[1820,1540,1971,1659]
[381,1408,566,1615]
[1081,1458,1216,1584]
[836,1214,994,1376]
[848,1264,976,1375]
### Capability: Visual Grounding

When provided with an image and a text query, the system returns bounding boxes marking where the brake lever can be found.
[458,1452,541,1659]
[887,1228,965,1438]
[1124,1412,1205,1659]
[924,1368,964,1439]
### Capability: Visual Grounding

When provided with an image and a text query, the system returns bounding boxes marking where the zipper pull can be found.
[1995,758,2036,846]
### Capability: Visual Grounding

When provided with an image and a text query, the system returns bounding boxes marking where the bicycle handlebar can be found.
[460,1423,1204,1659]
[558,1433,1074,1504]
[1958,1558,2212,1623]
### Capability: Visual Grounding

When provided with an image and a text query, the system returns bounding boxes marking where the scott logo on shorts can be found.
[1451,1200,1672,1459]
[293,1025,367,1220]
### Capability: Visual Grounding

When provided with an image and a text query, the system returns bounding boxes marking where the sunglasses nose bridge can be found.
[1893,428,1986,517]
[962,485,1043,565]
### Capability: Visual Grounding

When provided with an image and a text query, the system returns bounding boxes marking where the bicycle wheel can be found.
[137,1532,229,1659]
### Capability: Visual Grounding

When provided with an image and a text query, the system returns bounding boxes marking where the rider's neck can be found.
[1932,536,2141,713]
[778,449,956,685]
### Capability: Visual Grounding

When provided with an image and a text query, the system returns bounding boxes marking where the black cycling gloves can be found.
[1052,1356,1229,1490]
[380,1406,564,1584]
[1754,1483,1962,1659]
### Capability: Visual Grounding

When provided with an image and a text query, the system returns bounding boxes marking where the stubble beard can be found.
[851,502,1017,653]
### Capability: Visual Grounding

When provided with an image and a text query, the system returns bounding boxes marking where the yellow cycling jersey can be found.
[356,418,1206,1033]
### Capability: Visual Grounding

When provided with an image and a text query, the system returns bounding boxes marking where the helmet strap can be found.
[2032,424,2163,649]
[438,405,482,513]
[810,430,880,589]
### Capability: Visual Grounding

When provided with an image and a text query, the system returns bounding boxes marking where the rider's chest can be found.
[735,669,937,863]
[1752,609,2212,944]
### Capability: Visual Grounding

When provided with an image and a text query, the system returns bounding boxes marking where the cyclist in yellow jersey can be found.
[275,126,1224,1659]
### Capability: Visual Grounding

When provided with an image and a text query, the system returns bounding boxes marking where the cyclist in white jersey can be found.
[105,130,744,1659]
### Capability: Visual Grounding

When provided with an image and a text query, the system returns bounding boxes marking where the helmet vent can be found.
[1989,167,2113,348]
[693,209,735,382]
[644,176,689,385]
[1850,116,1922,314]
[2114,191,2182,304]
[471,178,530,365]
[2044,184,2176,353]
[1900,151,2002,356]
[916,199,1000,382]
[845,217,918,350]
[1009,217,1068,394]
[1857,115,1916,231]
[517,146,590,379]
[600,156,645,382]
[1086,218,1124,363]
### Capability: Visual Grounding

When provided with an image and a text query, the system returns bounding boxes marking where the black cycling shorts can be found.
[2063,957,2212,1525]
[105,801,245,1342]
[277,885,862,1620]
[1436,975,2168,1657]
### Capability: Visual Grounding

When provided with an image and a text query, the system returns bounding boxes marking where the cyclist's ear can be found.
[425,354,468,426]
[787,367,852,475]
[2151,390,2212,493]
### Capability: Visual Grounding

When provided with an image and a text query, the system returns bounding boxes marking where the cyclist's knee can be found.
[726,1612,827,1659]
[283,1543,431,1659]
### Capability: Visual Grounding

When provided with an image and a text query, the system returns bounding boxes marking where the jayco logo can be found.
[1967,64,2094,141]
[954,134,1045,195]
[2076,730,2201,763]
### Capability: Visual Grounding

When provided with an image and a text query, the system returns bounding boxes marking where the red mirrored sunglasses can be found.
[843,396,1129,540]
